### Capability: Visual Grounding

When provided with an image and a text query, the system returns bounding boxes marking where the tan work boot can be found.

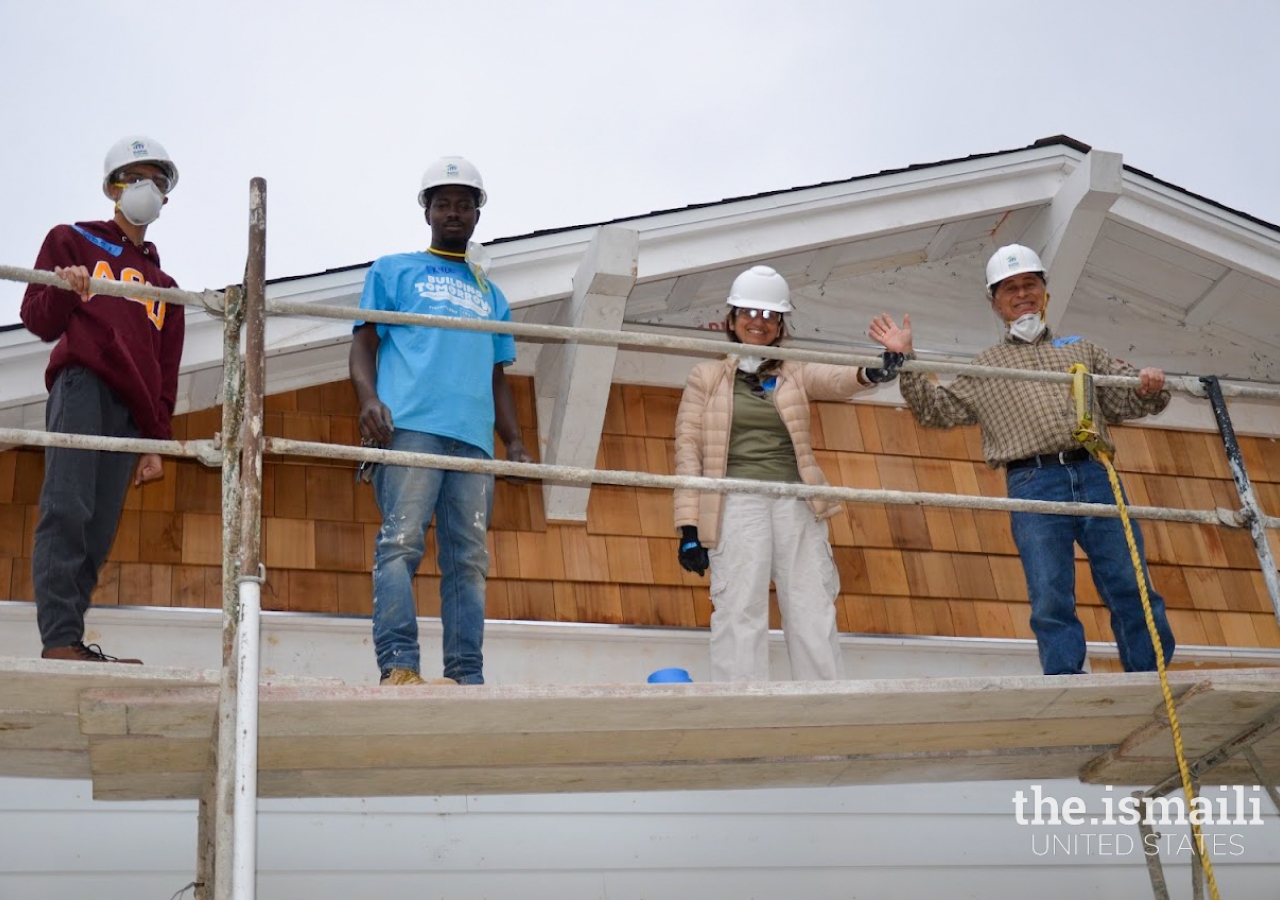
[426,676,458,685]
[380,668,427,686]
[42,642,143,665]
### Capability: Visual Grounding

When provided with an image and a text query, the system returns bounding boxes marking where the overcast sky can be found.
[2,0,1277,326]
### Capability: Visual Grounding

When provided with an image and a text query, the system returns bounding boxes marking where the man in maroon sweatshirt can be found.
[20,135,185,664]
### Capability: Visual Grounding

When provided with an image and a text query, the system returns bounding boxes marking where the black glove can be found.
[863,350,906,384]
[677,525,710,576]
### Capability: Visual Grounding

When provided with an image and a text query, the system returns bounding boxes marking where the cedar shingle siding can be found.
[2,375,1278,670]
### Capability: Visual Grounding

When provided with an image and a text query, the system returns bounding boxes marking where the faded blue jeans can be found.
[371,430,493,684]
[1006,458,1175,675]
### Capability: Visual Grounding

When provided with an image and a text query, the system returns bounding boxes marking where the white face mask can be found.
[117,180,165,226]
[736,356,765,374]
[465,240,491,276]
[1008,312,1046,343]
[464,240,492,293]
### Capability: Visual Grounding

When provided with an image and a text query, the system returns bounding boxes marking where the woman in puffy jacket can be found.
[673,265,905,682]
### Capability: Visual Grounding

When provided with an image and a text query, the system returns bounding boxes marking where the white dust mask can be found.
[117,180,164,226]
[1008,313,1046,343]
[465,240,491,276]
[465,240,491,293]
[736,356,765,373]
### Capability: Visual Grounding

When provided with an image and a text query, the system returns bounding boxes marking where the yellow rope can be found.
[1072,365,1221,898]
[1098,450,1220,898]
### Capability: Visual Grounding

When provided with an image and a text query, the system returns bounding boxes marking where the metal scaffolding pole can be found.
[1135,795,1172,900]
[230,177,268,900]
[212,178,267,900]
[200,284,243,900]
[1201,376,1280,627]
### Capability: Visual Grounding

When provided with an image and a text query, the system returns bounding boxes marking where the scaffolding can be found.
[1,178,1280,899]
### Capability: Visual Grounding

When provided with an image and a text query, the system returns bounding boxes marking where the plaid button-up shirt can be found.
[898,329,1170,468]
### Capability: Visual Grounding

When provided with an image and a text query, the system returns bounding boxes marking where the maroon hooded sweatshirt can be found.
[21,219,185,440]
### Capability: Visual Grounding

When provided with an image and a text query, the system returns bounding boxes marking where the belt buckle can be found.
[1057,450,1070,465]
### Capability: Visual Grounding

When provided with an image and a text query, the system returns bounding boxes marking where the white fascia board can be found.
[631,160,1071,280]
[0,334,53,410]
[0,325,39,352]
[495,145,1076,303]
[262,269,370,347]
[629,144,1076,236]
[269,267,368,301]
[1021,151,1124,331]
[254,341,354,398]
[1111,173,1280,289]
[486,230,599,308]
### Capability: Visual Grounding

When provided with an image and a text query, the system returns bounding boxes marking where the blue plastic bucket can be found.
[647,667,693,684]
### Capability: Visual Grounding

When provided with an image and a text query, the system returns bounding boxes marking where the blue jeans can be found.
[1006,459,1175,675]
[371,430,493,684]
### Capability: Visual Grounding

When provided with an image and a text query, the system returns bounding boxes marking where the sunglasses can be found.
[114,171,173,195]
[737,308,782,320]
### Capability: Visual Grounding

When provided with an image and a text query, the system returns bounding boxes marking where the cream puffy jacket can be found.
[673,356,871,547]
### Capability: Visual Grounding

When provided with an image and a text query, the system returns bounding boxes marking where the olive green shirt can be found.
[725,372,802,483]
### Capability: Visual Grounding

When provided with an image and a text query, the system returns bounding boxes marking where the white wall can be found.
[4,776,1278,900]
[2,604,1279,900]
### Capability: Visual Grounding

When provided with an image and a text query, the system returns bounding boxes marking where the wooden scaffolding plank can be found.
[0,659,217,779]
[92,745,1105,801]
[77,675,1164,740]
[1081,678,1280,786]
[87,714,1149,777]
[70,670,1277,800]
[0,657,335,780]
[8,657,1280,800]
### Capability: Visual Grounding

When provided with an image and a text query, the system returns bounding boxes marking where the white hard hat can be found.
[102,135,178,197]
[985,244,1045,295]
[418,155,487,208]
[725,265,795,314]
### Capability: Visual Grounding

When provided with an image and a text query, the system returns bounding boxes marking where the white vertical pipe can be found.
[231,579,261,900]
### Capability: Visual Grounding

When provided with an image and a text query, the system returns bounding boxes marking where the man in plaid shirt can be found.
[869,244,1175,675]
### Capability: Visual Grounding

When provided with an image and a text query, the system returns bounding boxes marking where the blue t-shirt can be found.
[356,251,516,457]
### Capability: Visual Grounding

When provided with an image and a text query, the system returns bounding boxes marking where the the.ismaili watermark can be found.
[1013,784,1264,827]
[1012,785,1266,858]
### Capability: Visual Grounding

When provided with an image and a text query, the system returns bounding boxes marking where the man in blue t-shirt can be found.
[349,156,532,686]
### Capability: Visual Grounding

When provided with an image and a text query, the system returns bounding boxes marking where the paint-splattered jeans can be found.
[371,430,493,684]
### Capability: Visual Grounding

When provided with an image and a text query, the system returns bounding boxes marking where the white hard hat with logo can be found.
[725,265,795,314]
[985,244,1045,296]
[418,156,487,208]
[102,135,178,197]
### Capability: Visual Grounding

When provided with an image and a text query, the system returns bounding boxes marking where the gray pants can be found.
[33,366,138,651]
